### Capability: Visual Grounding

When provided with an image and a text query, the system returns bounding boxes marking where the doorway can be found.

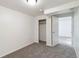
[39,20,46,43]
[58,16,72,46]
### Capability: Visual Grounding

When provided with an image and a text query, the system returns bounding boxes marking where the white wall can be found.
[58,16,72,37]
[0,5,34,57]
[73,7,79,58]
[46,16,52,46]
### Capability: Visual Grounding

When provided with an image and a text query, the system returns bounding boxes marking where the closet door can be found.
[39,21,46,42]
[52,16,59,46]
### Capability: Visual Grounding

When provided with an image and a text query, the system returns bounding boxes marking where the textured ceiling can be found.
[0,0,77,16]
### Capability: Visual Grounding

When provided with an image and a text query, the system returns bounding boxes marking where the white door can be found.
[52,16,59,46]
[39,21,46,42]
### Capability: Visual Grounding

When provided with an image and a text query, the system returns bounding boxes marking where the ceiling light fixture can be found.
[27,0,37,6]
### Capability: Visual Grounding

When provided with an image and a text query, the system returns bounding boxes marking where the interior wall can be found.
[73,7,79,57]
[0,5,34,57]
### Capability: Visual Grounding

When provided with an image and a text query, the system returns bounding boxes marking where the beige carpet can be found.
[3,42,76,58]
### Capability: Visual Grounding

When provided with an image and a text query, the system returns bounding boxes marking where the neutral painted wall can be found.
[0,5,34,57]
[46,16,52,46]
[73,7,79,58]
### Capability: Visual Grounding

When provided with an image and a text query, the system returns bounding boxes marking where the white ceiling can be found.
[0,0,77,16]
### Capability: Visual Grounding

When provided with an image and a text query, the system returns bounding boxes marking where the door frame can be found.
[35,16,53,46]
